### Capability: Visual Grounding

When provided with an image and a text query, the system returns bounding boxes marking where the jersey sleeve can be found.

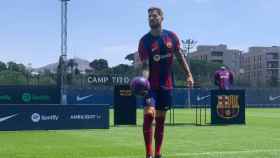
[170,31,181,52]
[138,38,149,62]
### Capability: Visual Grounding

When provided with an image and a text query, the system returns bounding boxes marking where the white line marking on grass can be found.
[95,149,280,158]
[247,114,280,119]
[173,149,280,157]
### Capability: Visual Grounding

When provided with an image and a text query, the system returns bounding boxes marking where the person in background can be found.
[214,66,234,90]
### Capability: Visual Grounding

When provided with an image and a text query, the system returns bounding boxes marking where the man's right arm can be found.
[141,60,149,79]
[137,38,150,79]
[134,52,149,79]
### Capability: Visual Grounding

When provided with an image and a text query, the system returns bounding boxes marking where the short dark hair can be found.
[148,7,163,17]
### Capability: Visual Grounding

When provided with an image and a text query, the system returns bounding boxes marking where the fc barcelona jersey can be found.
[214,69,234,90]
[138,30,180,90]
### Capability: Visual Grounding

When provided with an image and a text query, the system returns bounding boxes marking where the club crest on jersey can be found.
[166,42,173,48]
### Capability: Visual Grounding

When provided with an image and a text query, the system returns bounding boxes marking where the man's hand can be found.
[186,75,194,88]
[142,70,149,79]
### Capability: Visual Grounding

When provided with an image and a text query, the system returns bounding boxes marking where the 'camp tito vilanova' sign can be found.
[87,75,131,85]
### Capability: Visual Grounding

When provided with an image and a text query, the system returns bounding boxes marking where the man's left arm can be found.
[174,49,194,87]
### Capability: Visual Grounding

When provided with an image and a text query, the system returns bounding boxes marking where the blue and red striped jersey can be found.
[214,69,234,90]
[138,29,180,90]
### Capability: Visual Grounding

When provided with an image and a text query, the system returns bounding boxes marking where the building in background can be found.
[190,44,242,76]
[240,46,280,87]
[134,44,280,88]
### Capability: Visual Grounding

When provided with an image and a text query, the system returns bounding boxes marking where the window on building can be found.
[211,60,223,64]
[267,61,279,68]
[211,51,223,56]
[266,52,279,60]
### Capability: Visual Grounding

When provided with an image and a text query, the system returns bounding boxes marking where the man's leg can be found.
[154,110,166,157]
[143,106,155,157]
[154,89,171,158]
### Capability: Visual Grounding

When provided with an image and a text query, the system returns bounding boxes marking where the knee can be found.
[144,106,155,117]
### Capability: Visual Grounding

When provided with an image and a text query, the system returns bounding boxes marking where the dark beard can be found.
[150,23,160,29]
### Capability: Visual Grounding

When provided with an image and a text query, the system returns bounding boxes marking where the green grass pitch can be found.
[0,108,279,158]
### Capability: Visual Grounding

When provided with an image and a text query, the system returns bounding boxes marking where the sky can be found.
[1,0,280,68]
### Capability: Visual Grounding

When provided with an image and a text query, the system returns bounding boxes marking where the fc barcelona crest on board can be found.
[211,90,245,124]
[217,95,240,119]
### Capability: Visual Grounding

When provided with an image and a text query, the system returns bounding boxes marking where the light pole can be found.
[181,39,197,107]
[181,39,197,64]
[59,0,70,104]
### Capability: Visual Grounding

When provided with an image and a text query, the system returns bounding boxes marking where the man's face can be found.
[148,10,163,29]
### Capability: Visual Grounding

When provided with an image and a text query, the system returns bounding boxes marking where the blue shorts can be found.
[144,89,172,111]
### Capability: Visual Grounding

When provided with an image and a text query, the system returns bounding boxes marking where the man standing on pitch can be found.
[214,66,234,90]
[137,7,194,158]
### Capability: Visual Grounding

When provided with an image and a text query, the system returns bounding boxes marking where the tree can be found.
[5,62,27,73]
[74,67,80,75]
[67,59,78,75]
[66,59,78,84]
[7,61,20,71]
[89,59,109,73]
[111,64,135,77]
[17,63,27,74]
[173,58,223,87]
[0,61,7,71]
[125,53,135,64]
[189,59,223,87]
[0,70,26,85]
